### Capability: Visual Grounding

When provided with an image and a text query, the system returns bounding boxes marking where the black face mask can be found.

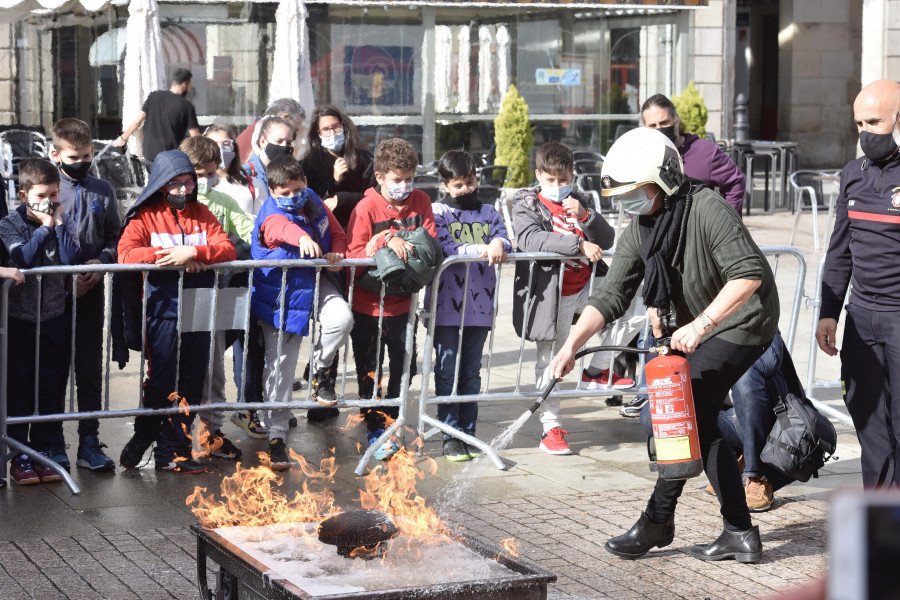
[658,125,678,144]
[445,189,482,211]
[60,160,92,181]
[167,193,189,211]
[860,128,899,162]
[265,143,292,162]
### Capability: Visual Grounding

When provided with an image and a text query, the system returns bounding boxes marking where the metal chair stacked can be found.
[0,129,49,208]
[89,145,149,216]
[789,170,836,252]
[477,164,515,239]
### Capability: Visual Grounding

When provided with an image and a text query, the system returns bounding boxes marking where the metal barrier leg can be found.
[2,436,80,494]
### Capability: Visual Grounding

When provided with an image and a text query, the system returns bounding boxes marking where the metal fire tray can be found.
[192,523,556,600]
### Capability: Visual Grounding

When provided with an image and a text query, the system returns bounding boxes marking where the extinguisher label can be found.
[655,435,693,461]
[649,375,692,420]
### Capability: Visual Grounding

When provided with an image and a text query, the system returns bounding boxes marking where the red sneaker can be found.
[33,453,62,483]
[9,454,39,485]
[539,427,573,455]
[579,369,635,390]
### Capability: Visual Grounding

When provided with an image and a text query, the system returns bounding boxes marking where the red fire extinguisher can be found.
[645,348,703,480]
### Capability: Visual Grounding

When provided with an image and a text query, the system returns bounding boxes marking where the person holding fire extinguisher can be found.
[548,127,778,564]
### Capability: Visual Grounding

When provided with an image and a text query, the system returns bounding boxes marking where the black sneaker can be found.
[268,438,291,471]
[155,457,208,474]
[120,434,153,469]
[465,443,482,459]
[605,396,623,407]
[443,438,471,463]
[312,367,338,406]
[208,430,242,460]
[620,395,648,418]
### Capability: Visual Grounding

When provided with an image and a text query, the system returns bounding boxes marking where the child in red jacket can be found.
[117,149,236,474]
[345,138,437,460]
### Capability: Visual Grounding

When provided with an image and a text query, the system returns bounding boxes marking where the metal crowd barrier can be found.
[0,246,825,490]
[802,256,852,426]
[0,258,416,493]
[416,246,810,471]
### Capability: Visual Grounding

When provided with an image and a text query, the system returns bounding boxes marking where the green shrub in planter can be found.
[494,85,534,188]
[672,81,708,139]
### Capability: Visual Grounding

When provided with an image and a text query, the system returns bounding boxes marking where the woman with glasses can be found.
[302,105,374,228]
[204,124,256,216]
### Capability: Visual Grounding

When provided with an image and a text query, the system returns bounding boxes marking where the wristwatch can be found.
[384,232,394,244]
[696,312,714,332]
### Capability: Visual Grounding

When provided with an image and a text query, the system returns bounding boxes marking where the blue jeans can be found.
[641,331,795,494]
[433,326,489,439]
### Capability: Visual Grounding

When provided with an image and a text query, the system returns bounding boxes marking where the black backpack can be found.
[761,392,837,482]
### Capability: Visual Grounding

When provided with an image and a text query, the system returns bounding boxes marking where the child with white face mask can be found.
[205,124,257,215]
[511,141,616,456]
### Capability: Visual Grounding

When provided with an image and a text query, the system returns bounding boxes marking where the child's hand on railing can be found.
[297,235,323,259]
[155,245,198,267]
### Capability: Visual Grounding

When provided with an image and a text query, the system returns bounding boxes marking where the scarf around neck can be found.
[638,190,693,318]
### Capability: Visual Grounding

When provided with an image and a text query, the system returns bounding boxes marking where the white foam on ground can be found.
[213,522,520,596]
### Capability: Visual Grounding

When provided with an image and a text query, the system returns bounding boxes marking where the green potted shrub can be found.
[672,81,708,139]
[494,85,534,189]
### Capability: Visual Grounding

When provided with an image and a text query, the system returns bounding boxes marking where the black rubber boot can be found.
[689,526,762,563]
[605,512,675,559]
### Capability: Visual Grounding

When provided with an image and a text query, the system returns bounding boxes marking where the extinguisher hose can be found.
[525,343,662,415]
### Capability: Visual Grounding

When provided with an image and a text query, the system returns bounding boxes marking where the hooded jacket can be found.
[116,149,236,319]
[512,187,615,342]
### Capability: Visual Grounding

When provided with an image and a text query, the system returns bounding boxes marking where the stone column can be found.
[687,0,731,139]
[0,23,14,125]
[778,0,862,166]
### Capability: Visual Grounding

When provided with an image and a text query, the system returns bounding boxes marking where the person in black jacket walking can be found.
[817,78,900,488]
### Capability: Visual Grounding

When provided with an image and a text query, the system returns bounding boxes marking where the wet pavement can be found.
[0,209,851,599]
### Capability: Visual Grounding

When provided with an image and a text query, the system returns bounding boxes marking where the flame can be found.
[357,446,448,543]
[187,437,453,551]
[498,538,519,559]
[193,421,226,459]
[187,452,339,530]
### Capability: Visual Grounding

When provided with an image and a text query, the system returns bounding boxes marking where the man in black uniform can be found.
[817,78,900,488]
[115,69,201,167]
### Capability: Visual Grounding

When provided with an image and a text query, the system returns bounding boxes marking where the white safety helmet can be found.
[600,127,686,197]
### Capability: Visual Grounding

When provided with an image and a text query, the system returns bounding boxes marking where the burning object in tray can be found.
[193,521,555,599]
[188,447,554,598]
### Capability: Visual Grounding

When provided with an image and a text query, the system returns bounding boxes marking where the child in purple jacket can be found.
[430,151,511,462]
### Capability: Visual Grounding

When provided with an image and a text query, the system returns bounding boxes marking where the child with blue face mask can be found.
[250,155,352,472]
[511,141,616,456]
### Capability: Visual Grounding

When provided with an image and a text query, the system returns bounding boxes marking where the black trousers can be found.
[841,304,900,487]
[350,311,417,432]
[646,336,768,531]
[66,282,105,439]
[135,317,210,464]
[7,315,68,452]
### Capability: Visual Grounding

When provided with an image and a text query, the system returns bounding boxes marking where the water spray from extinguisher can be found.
[525,339,703,481]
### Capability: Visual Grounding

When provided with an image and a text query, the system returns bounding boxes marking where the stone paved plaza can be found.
[0,209,850,599]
